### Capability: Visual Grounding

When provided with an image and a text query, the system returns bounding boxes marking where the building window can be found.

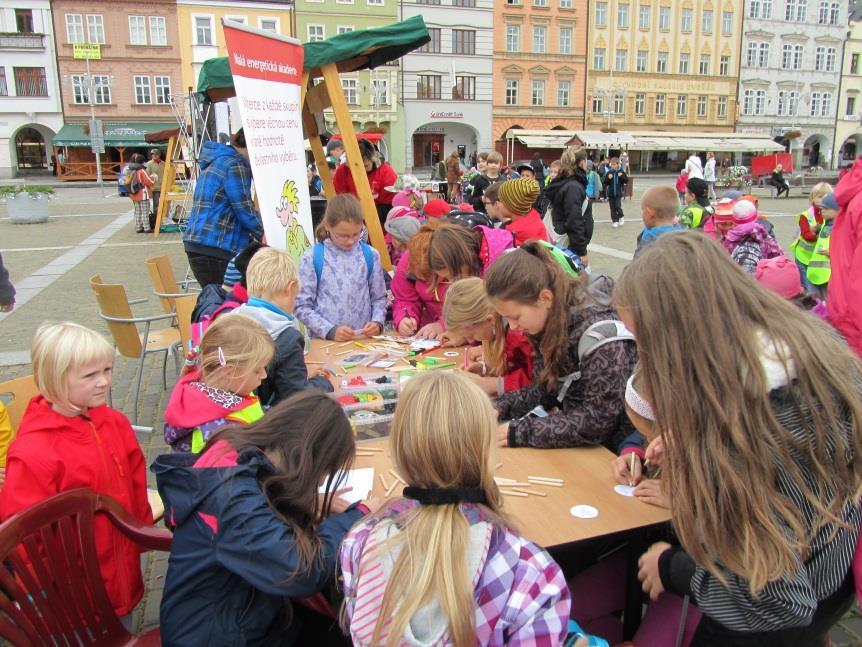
[748,42,769,67]
[592,95,603,114]
[14,67,46,96]
[505,79,518,105]
[532,25,546,53]
[593,47,605,70]
[505,25,519,52]
[636,49,648,71]
[717,96,728,117]
[616,48,627,71]
[777,90,799,115]
[676,94,687,116]
[134,75,151,103]
[417,74,441,100]
[659,6,670,30]
[617,3,629,27]
[697,95,707,116]
[307,25,324,42]
[71,75,89,103]
[534,0,549,6]
[150,17,167,46]
[699,54,710,75]
[846,96,857,117]
[852,53,860,74]
[66,14,84,43]
[419,27,441,52]
[340,78,357,104]
[785,0,807,21]
[782,43,803,70]
[129,16,147,45]
[749,0,773,18]
[634,92,645,114]
[826,47,837,71]
[722,11,733,33]
[560,0,573,7]
[681,8,693,32]
[417,0,441,3]
[0,69,7,96]
[743,88,766,115]
[559,27,572,54]
[595,1,607,25]
[830,2,840,24]
[372,78,389,104]
[679,52,690,74]
[557,80,570,106]
[614,94,624,115]
[702,10,713,33]
[154,75,171,104]
[820,1,840,24]
[655,93,665,116]
[260,18,278,32]
[87,15,104,44]
[809,91,832,116]
[195,16,213,45]
[15,9,33,33]
[453,76,474,100]
[531,79,545,105]
[656,51,668,73]
[336,25,354,35]
[452,29,475,55]
[720,54,731,75]
[93,75,111,103]
[368,0,385,4]
[638,4,650,29]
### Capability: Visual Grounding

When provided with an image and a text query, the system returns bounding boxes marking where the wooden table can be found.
[354,438,669,548]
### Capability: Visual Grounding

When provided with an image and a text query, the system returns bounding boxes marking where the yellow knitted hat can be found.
[499,178,540,215]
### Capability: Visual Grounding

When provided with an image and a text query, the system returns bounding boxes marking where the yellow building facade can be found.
[586,0,742,133]
[176,0,294,100]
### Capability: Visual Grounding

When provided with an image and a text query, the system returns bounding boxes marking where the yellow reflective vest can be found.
[190,397,265,454]
[791,208,820,266]
[806,222,832,286]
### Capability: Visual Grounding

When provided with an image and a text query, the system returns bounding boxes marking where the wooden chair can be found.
[0,488,171,645]
[89,274,180,425]
[173,294,197,355]
[0,375,38,431]
[144,255,199,315]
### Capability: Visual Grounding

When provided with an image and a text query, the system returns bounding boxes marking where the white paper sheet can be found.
[319,468,375,504]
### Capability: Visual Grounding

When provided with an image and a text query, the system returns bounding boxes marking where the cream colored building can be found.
[834,4,862,167]
[585,0,743,137]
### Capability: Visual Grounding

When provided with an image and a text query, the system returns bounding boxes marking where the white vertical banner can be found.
[222,21,312,263]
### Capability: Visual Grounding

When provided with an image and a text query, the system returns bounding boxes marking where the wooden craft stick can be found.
[527,476,564,484]
[355,451,375,457]
[336,349,354,356]
[321,342,336,349]
[378,474,389,491]
[494,477,518,485]
[359,446,384,452]
[388,469,407,484]
[385,480,399,497]
[339,342,354,348]
[629,453,636,487]
[495,481,533,487]
[305,361,324,364]
[528,477,564,487]
[495,462,503,470]
[500,489,529,497]
[511,488,544,497]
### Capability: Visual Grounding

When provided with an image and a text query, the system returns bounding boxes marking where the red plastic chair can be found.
[0,488,172,646]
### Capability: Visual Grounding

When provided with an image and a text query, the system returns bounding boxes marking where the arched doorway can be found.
[839,134,861,166]
[410,121,480,170]
[803,134,829,169]
[15,127,47,169]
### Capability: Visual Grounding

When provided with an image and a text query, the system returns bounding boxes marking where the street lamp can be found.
[594,84,628,154]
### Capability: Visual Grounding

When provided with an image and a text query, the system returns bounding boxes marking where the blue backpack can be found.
[312,241,374,285]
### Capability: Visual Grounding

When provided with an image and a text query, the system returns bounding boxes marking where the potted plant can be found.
[0,185,54,223]
[715,165,752,190]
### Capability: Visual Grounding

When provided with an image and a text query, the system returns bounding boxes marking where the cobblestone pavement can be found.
[3,181,860,643]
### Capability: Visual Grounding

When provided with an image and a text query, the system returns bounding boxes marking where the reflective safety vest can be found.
[806,222,832,286]
[679,203,713,229]
[190,397,265,453]
[791,208,819,266]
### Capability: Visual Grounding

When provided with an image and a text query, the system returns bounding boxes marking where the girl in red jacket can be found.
[0,322,153,623]
[443,277,534,397]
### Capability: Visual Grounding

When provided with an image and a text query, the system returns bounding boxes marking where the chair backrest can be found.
[89,274,142,359]
[174,294,196,353]
[0,375,38,432]
[145,255,181,314]
[0,488,171,646]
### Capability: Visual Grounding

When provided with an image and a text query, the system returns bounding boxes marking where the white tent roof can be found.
[507,129,576,149]
[568,131,636,148]
[626,132,785,152]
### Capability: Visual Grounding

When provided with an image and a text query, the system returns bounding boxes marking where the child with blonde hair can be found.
[1,322,152,620]
[790,182,832,293]
[164,314,273,453]
[232,247,333,405]
[340,371,571,646]
[443,277,533,396]
[296,194,387,342]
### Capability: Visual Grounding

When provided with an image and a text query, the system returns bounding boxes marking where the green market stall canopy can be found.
[196,15,430,102]
[52,122,179,148]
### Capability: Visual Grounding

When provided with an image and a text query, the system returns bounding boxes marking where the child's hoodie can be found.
[163,370,263,453]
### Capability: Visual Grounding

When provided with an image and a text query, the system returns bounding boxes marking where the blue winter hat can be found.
[820,192,839,211]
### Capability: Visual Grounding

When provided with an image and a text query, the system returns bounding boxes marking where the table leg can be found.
[623,538,647,640]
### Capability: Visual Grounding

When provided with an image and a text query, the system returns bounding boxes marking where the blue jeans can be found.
[795,257,814,293]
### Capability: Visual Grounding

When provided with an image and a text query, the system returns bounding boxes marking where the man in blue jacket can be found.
[183,129,263,286]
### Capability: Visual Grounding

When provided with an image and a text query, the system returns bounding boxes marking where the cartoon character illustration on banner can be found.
[277,178,310,261]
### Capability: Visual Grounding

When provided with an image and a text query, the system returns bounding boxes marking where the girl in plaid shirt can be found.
[340,371,571,646]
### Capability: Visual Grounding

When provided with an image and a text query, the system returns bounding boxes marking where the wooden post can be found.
[317,62,392,270]
[152,136,175,238]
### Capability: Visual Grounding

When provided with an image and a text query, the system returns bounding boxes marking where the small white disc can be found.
[570,504,599,519]
[443,351,459,357]
[614,484,636,497]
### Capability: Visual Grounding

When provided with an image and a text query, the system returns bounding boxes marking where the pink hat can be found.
[392,189,419,208]
[386,205,419,222]
[714,198,736,222]
[732,199,758,225]
[422,198,452,218]
[755,256,802,299]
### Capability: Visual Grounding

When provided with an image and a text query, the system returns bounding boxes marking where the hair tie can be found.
[217,347,227,367]
[625,374,655,421]
[403,486,488,506]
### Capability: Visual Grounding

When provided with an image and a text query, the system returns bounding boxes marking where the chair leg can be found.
[131,352,146,427]
[172,343,181,378]
[161,349,169,390]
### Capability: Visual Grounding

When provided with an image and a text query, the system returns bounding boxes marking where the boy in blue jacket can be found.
[231,247,332,405]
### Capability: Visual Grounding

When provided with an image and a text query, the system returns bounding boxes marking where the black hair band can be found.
[403,486,488,506]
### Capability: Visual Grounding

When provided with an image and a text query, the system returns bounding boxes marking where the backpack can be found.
[313,241,374,284]
[586,171,600,199]
[556,319,636,404]
[129,169,144,195]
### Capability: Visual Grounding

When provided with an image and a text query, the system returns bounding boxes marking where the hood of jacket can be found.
[231,300,296,339]
[543,168,587,203]
[151,443,275,528]
[163,370,257,429]
[835,157,862,209]
[198,140,246,172]
[17,395,120,439]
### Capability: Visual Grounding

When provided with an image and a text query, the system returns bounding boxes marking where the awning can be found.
[52,122,179,147]
[568,131,635,148]
[514,134,572,149]
[627,133,785,153]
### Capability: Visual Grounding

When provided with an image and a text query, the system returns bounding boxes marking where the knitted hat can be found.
[686,177,708,199]
[732,199,758,225]
[386,205,419,222]
[714,198,736,222]
[720,189,743,201]
[385,214,422,243]
[499,178,540,215]
[625,375,655,421]
[422,198,452,218]
[515,162,534,174]
[820,192,839,211]
[392,189,420,208]
[755,256,802,298]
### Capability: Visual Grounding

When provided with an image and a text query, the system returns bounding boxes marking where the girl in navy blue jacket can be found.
[153,391,378,645]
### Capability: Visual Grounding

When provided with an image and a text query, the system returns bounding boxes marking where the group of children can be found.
[2,144,862,646]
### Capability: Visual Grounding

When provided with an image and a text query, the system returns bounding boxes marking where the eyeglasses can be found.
[330,231,361,243]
